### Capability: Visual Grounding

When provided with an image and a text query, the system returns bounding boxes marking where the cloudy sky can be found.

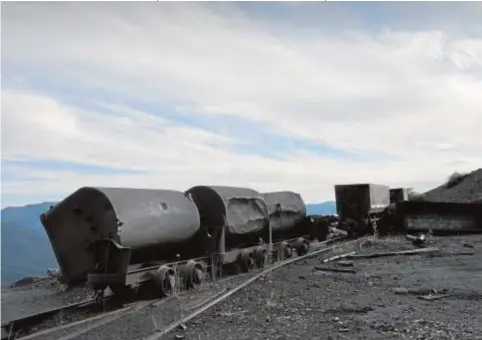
[1,2,482,208]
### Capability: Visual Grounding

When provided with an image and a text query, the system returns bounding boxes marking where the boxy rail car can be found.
[389,188,408,204]
[334,183,391,236]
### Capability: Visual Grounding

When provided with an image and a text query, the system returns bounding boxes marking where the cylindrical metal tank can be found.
[101,188,201,248]
[185,186,269,236]
[41,187,200,285]
[262,191,307,232]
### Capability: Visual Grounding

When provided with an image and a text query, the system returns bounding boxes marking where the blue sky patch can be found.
[2,160,142,180]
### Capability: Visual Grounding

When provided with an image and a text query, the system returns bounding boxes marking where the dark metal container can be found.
[185,185,269,249]
[390,188,408,203]
[334,183,390,221]
[261,191,307,233]
[41,187,200,285]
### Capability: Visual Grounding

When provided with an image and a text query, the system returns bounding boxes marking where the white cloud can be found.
[1,2,481,206]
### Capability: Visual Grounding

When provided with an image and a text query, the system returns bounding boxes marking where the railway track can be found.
[144,236,367,340]
[2,235,364,340]
[1,298,96,339]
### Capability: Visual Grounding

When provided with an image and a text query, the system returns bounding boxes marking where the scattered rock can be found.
[392,287,443,295]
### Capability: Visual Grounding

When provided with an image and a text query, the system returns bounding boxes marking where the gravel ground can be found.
[1,277,93,323]
[14,239,344,339]
[18,268,265,340]
[7,236,482,340]
[161,235,482,340]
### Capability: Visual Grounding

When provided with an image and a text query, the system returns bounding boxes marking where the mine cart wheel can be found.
[295,238,310,257]
[253,247,267,268]
[278,242,293,261]
[239,250,255,273]
[183,260,204,290]
[154,265,176,297]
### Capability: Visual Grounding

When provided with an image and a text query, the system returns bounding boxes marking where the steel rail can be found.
[1,297,101,340]
[144,237,367,340]
[3,236,347,340]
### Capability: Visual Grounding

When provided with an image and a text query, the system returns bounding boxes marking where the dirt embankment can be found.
[423,169,482,203]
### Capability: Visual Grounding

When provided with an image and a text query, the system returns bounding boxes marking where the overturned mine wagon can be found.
[396,201,482,235]
[334,183,391,236]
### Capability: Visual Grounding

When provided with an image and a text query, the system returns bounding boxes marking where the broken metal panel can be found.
[261,191,306,233]
[186,185,269,236]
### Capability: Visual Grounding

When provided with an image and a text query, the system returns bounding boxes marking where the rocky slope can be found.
[423,168,482,203]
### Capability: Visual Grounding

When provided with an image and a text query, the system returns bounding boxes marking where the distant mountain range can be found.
[306,201,337,216]
[1,202,58,285]
[0,200,336,285]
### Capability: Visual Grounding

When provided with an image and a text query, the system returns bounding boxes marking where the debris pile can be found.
[424,168,482,203]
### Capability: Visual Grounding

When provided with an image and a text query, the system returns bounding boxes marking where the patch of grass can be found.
[445,171,469,189]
